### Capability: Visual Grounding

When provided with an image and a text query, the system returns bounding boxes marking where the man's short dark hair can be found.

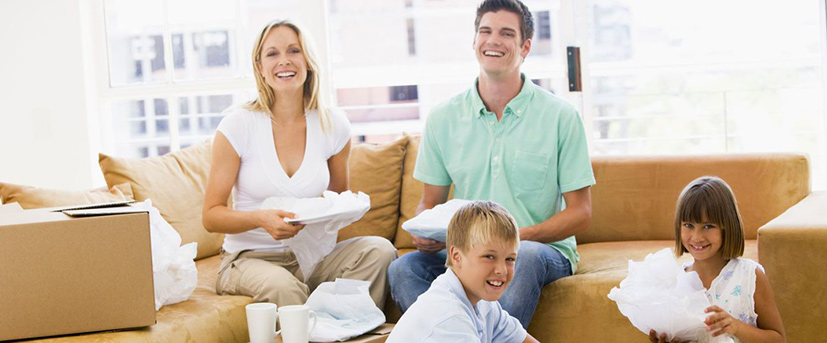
[474,0,534,44]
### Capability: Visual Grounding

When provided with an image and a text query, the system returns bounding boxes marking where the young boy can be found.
[387,201,540,343]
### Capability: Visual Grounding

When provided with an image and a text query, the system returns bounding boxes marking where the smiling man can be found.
[388,0,596,328]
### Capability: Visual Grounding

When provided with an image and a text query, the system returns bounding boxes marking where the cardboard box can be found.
[0,205,156,341]
[274,324,393,343]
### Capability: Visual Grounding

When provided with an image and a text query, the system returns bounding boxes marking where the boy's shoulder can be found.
[388,287,477,343]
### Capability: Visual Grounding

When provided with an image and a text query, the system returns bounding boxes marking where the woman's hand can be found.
[648,330,683,343]
[256,210,306,240]
[705,305,743,337]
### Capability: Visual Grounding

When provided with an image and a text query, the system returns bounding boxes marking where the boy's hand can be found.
[705,305,743,337]
[648,330,684,343]
[412,236,445,253]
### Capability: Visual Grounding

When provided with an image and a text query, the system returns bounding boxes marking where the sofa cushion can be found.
[25,255,253,343]
[394,134,421,249]
[339,135,408,242]
[582,154,810,244]
[528,239,758,343]
[99,140,223,260]
[395,135,453,249]
[0,182,133,209]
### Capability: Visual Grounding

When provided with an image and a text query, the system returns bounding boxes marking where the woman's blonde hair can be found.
[446,201,520,267]
[245,19,331,132]
[674,176,745,260]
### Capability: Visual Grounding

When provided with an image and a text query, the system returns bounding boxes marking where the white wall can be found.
[0,0,99,190]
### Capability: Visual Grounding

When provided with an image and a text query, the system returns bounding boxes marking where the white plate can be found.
[284,212,341,225]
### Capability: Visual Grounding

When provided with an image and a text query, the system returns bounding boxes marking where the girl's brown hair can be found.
[674,176,745,259]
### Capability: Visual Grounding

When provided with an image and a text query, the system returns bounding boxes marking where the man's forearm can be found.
[519,187,592,243]
[519,205,590,243]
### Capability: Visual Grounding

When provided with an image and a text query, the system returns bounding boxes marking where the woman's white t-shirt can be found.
[216,107,351,253]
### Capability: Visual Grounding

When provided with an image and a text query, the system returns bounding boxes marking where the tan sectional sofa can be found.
[7,134,824,342]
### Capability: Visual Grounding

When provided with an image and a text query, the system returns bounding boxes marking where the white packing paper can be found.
[133,199,198,311]
[401,199,473,242]
[306,278,385,342]
[260,191,370,281]
[607,248,712,342]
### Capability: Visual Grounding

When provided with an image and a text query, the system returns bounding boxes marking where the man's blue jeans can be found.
[387,241,572,328]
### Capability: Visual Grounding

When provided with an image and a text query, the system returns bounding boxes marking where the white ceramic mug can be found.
[246,303,281,343]
[278,305,318,343]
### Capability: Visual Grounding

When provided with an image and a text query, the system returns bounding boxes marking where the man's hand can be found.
[412,236,446,253]
[256,209,306,240]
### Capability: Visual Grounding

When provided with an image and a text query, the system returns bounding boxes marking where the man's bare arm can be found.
[519,186,592,243]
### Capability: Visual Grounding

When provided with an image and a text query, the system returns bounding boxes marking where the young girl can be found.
[649,176,786,343]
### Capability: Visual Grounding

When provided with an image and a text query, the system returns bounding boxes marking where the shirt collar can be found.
[471,73,534,118]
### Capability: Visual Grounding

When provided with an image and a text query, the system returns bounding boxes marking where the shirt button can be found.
[495,138,502,143]
[489,121,495,126]
[517,109,522,114]
[493,156,500,162]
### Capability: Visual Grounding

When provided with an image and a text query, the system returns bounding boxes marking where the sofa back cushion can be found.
[395,135,454,249]
[99,141,224,260]
[0,182,133,209]
[579,154,810,243]
[338,135,408,242]
[395,135,421,249]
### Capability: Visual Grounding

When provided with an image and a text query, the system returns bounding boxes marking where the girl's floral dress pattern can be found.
[685,258,763,343]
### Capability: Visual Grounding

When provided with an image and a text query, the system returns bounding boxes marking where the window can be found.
[95,0,826,189]
[536,11,551,40]
[406,18,417,56]
[582,0,825,189]
[98,0,299,158]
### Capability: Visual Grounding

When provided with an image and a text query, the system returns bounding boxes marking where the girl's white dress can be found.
[686,258,764,343]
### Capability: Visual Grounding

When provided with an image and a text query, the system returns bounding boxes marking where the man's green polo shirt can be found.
[413,74,596,273]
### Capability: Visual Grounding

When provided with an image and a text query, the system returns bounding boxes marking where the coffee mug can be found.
[246,303,281,343]
[278,305,318,343]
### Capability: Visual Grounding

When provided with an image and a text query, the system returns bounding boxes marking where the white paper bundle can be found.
[401,199,473,242]
[306,279,385,342]
[607,248,711,342]
[133,199,198,311]
[261,191,370,280]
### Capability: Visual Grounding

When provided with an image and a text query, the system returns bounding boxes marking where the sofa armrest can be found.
[758,191,827,342]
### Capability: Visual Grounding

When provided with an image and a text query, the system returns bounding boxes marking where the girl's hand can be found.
[256,210,306,240]
[704,305,743,337]
[648,329,683,343]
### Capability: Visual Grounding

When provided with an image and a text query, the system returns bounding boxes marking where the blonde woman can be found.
[203,20,396,308]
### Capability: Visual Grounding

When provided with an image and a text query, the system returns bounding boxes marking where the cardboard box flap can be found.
[45,200,136,213]
[63,206,147,217]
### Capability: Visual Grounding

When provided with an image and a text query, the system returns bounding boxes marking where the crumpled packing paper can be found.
[133,199,198,311]
[261,191,370,281]
[607,248,730,342]
[306,279,385,342]
[401,199,473,242]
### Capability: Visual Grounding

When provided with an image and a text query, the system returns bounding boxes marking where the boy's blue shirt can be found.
[386,268,526,343]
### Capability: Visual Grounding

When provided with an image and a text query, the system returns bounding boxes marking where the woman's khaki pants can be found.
[216,236,397,308]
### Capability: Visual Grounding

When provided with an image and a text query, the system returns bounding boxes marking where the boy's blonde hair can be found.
[674,176,745,260]
[446,201,520,267]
